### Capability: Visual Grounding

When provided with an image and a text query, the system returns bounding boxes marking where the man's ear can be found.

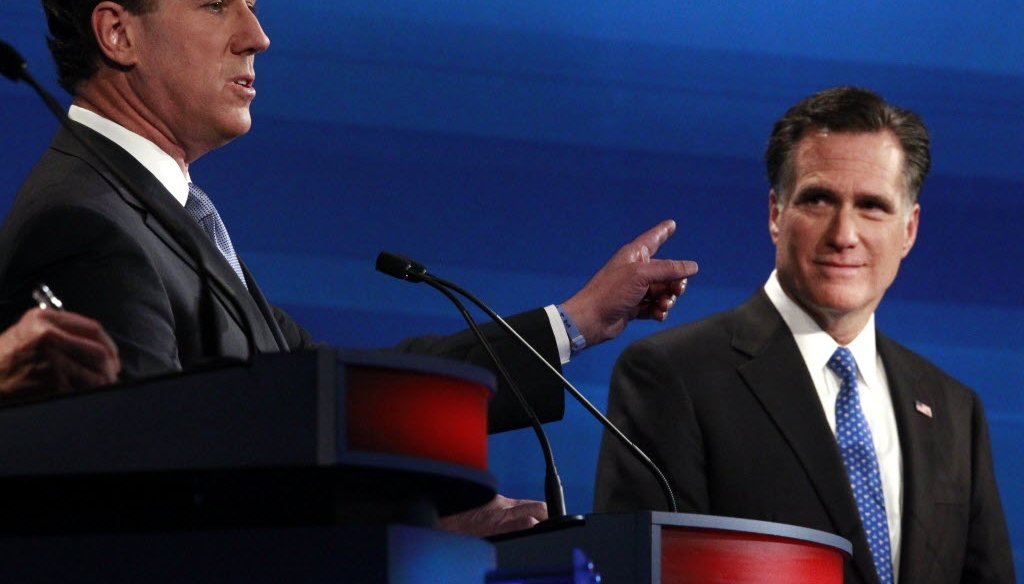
[901,202,920,258]
[92,1,140,68]
[769,190,781,245]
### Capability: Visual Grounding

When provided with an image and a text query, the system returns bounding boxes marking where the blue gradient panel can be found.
[1,1,1020,571]
[389,526,495,583]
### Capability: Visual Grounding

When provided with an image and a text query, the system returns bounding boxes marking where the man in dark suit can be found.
[0,0,698,536]
[595,87,1014,583]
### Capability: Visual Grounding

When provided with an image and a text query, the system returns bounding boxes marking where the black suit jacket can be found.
[594,291,1014,583]
[0,123,564,432]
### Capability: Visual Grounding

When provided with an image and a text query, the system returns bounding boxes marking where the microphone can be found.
[1,40,27,81]
[375,252,678,515]
[0,39,257,362]
[0,40,66,120]
[377,252,570,521]
[375,252,427,283]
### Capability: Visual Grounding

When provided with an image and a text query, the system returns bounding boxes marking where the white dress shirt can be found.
[69,105,191,206]
[764,271,903,579]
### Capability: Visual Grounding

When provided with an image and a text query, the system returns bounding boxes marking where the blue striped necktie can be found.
[828,347,894,584]
[185,182,247,289]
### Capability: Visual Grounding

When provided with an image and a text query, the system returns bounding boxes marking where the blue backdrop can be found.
[1,1,1020,572]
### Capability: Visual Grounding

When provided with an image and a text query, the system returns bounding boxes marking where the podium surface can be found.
[495,511,852,584]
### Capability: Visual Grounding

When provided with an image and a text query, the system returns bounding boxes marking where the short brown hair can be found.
[765,86,931,205]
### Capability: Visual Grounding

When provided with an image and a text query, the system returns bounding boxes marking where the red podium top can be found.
[653,512,851,584]
[495,511,852,584]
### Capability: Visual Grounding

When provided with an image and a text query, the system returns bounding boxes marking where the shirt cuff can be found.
[544,304,572,365]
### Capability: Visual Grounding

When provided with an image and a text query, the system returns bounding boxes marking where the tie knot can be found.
[827,347,858,383]
[186,182,216,222]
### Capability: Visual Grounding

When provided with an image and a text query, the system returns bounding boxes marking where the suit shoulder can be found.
[12,148,122,209]
[620,305,743,364]
[0,160,150,300]
[879,333,976,398]
[3,147,148,242]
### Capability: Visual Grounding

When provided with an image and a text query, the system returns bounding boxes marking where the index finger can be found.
[637,258,699,284]
[629,219,677,259]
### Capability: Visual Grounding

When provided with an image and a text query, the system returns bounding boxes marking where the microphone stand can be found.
[427,272,677,514]
[376,252,580,526]
[376,252,678,524]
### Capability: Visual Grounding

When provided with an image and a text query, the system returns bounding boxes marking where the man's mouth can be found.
[816,260,866,273]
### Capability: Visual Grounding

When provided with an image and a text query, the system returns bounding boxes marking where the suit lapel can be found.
[879,335,938,584]
[51,123,280,352]
[732,291,879,584]
[241,261,289,351]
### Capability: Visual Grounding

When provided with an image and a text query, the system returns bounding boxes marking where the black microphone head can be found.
[376,252,428,283]
[0,40,27,82]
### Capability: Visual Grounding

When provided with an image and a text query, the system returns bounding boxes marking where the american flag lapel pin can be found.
[915,400,933,418]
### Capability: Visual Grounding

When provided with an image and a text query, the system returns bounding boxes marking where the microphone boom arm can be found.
[424,274,678,513]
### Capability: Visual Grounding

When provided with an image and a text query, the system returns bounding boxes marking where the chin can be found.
[221,108,254,134]
[809,289,872,315]
[215,120,253,145]
[231,116,253,136]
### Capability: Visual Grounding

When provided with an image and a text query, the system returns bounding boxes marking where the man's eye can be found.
[207,1,225,12]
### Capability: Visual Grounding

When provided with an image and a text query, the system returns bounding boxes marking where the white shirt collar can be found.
[764,270,879,381]
[68,105,191,207]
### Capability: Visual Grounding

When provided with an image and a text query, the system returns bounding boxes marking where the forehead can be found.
[790,130,906,198]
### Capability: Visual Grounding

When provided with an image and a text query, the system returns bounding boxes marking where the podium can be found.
[0,348,499,582]
[494,511,852,584]
[0,348,854,583]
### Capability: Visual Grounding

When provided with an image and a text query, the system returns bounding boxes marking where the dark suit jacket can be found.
[0,122,563,433]
[594,291,1014,584]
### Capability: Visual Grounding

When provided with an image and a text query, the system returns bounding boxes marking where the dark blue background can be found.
[2,1,1020,571]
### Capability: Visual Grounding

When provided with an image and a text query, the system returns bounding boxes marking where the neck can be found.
[75,78,191,175]
[803,305,871,346]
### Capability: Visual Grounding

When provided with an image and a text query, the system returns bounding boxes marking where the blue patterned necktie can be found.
[828,347,894,584]
[185,182,247,289]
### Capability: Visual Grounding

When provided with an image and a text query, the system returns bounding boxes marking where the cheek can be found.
[775,234,808,279]
[871,233,909,279]
[778,223,814,258]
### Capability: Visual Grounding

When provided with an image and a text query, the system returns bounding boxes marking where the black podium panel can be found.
[0,348,496,533]
[0,524,495,583]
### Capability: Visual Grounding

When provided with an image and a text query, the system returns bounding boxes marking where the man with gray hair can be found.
[595,86,1013,583]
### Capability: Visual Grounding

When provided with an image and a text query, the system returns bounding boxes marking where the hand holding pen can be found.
[0,284,121,398]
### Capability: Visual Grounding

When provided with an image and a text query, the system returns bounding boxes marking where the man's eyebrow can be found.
[793,186,835,199]
[855,192,897,210]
